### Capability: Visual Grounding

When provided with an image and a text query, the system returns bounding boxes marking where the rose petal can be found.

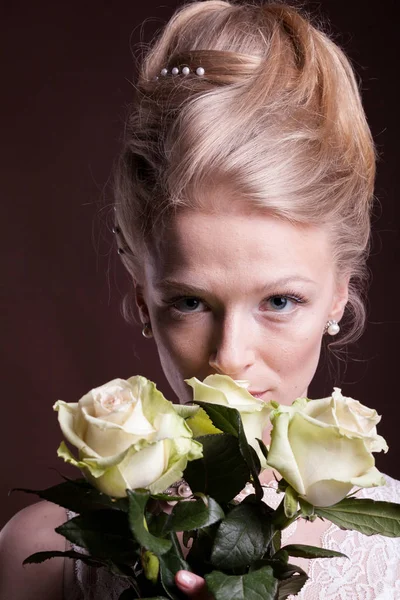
[129,376,193,441]
[305,480,353,507]
[186,375,266,412]
[91,379,135,420]
[288,412,375,504]
[54,401,98,457]
[117,396,156,436]
[117,440,168,490]
[241,411,270,468]
[267,412,306,496]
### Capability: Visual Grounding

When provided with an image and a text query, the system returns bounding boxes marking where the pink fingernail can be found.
[178,571,195,587]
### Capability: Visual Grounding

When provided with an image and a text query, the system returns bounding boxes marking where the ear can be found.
[134,283,150,324]
[329,274,350,323]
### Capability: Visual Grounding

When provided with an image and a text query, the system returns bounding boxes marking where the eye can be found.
[168,296,206,314]
[269,296,290,310]
[262,294,306,312]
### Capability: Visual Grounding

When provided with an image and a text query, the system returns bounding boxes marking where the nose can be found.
[208,312,255,377]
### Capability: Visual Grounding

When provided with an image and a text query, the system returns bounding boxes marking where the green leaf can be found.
[195,402,238,436]
[194,402,263,500]
[250,559,307,598]
[159,532,191,600]
[277,478,289,494]
[186,524,219,576]
[184,434,250,503]
[118,589,140,600]
[277,573,308,600]
[270,530,282,555]
[314,498,400,537]
[186,406,222,436]
[256,438,269,462]
[127,491,172,555]
[252,559,307,581]
[23,549,104,568]
[13,479,128,513]
[283,487,298,519]
[147,512,170,538]
[164,497,224,533]
[172,404,201,420]
[205,566,278,600]
[106,562,137,579]
[56,510,138,562]
[210,503,274,569]
[274,544,347,561]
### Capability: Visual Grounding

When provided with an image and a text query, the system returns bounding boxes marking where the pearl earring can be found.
[325,319,340,336]
[142,322,153,339]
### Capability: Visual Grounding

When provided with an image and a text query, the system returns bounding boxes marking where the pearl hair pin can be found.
[325,319,340,336]
[160,66,205,77]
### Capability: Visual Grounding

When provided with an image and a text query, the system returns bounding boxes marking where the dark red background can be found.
[2,0,399,527]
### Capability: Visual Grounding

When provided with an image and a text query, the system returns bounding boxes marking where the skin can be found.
[135,200,349,598]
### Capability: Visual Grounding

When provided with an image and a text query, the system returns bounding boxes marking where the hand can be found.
[175,570,213,599]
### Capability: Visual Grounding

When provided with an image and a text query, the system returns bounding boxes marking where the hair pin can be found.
[160,66,205,77]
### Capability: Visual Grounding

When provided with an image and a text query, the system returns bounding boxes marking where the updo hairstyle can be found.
[113,0,376,347]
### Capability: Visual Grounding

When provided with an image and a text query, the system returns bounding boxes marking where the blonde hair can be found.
[113,0,376,347]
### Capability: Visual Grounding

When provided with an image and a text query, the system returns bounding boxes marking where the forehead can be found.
[145,208,333,288]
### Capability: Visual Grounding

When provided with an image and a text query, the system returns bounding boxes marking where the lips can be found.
[249,391,267,399]
[232,381,267,399]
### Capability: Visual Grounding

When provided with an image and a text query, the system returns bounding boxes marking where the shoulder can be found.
[0,500,67,600]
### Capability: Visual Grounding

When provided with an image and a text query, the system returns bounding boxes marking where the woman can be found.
[1,1,399,598]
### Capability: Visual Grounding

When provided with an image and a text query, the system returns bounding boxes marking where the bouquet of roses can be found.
[18,375,400,599]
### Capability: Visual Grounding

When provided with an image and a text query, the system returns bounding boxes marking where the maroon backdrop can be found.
[2,0,399,527]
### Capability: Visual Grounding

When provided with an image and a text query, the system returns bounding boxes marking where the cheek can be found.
[154,323,207,366]
[151,320,212,400]
[284,333,322,378]
[151,306,212,363]
[262,322,323,402]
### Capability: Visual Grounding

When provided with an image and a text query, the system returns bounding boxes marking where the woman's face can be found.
[135,207,349,406]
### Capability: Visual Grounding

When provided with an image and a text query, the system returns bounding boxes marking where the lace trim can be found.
[297,474,400,600]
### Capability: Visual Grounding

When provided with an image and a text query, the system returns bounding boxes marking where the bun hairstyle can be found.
[113,0,376,348]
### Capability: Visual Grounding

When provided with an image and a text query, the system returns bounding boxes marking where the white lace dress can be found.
[64,474,400,600]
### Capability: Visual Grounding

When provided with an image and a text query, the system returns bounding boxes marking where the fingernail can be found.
[178,571,195,587]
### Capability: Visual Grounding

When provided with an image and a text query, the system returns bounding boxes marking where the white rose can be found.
[185,375,271,468]
[267,387,388,507]
[54,376,203,497]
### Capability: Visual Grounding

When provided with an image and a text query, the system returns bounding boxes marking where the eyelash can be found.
[163,291,308,317]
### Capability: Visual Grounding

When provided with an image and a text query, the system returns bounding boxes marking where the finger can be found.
[175,570,209,598]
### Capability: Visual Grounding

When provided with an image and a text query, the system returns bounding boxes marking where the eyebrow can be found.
[156,275,317,296]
